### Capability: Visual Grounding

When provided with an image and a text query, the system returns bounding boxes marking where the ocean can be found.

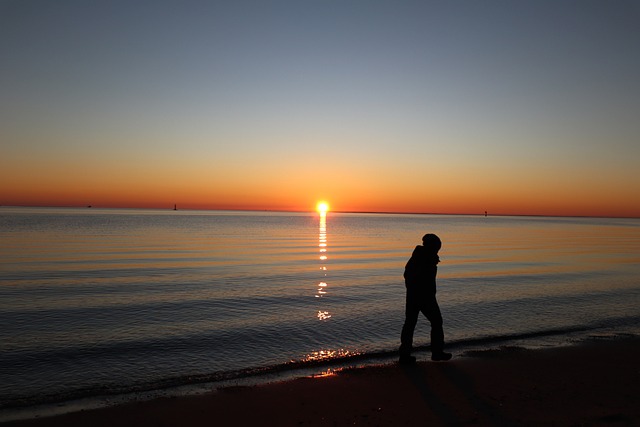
[1,207,639,416]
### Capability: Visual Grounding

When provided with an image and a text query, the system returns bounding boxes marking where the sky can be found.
[1,0,639,217]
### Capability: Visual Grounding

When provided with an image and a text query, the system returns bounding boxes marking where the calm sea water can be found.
[1,207,639,411]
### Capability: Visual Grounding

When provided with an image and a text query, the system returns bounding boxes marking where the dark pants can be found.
[399,293,444,356]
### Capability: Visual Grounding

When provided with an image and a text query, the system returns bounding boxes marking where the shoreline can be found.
[0,327,622,419]
[3,335,639,426]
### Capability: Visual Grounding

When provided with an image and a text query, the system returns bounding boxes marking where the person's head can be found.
[422,233,441,253]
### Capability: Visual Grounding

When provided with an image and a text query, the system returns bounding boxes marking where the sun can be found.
[316,201,329,213]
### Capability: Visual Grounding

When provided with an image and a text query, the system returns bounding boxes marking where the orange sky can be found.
[3,152,638,217]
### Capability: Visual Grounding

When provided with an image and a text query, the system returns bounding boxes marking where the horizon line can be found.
[1,204,638,220]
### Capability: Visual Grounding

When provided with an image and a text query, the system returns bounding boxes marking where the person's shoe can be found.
[398,355,416,365]
[431,352,452,361]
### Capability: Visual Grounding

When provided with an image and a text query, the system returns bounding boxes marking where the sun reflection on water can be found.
[317,310,331,320]
[310,368,340,378]
[303,348,357,362]
[315,210,331,320]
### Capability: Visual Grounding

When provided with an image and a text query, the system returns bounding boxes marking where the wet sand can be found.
[4,337,639,426]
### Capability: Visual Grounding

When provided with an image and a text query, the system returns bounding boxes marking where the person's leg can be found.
[422,296,449,359]
[400,297,420,358]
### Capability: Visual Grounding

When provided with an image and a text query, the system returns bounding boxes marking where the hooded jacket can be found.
[403,245,440,296]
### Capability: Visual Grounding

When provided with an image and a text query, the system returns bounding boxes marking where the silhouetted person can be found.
[399,233,452,364]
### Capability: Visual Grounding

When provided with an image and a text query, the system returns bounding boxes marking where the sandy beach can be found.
[3,336,639,427]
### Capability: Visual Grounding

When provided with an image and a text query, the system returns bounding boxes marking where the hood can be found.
[413,245,440,264]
